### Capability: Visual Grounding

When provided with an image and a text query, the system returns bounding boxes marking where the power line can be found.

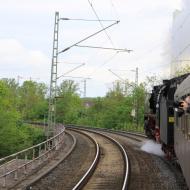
[108,69,125,81]
[141,62,171,73]
[87,51,119,77]
[57,63,85,80]
[75,44,132,52]
[86,41,168,77]
[59,18,117,22]
[109,0,119,20]
[173,11,190,33]
[59,20,119,54]
[123,39,170,66]
[98,51,118,67]
[60,76,91,79]
[171,41,190,64]
[57,61,86,65]
[87,0,116,48]
[58,75,91,97]
[175,59,190,62]
[48,13,119,136]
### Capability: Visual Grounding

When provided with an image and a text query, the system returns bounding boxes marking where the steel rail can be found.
[98,131,129,190]
[66,124,146,137]
[66,124,147,142]
[30,122,146,138]
[101,130,147,142]
[24,129,99,190]
[69,129,100,190]
[68,127,130,190]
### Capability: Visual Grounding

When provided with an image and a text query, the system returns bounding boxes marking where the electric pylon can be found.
[133,67,138,128]
[47,12,59,138]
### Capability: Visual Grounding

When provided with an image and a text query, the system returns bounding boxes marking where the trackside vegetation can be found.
[56,80,146,131]
[0,79,46,157]
[0,77,150,157]
[1,59,189,158]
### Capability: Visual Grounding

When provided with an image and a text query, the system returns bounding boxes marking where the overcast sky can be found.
[0,0,182,97]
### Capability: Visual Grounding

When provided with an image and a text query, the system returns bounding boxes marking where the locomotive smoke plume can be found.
[171,0,190,75]
[141,140,164,157]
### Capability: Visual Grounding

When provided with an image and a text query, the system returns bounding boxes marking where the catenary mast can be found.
[47,12,59,138]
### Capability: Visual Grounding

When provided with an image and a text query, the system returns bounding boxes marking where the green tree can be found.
[74,80,147,131]
[19,81,48,120]
[56,80,82,124]
[0,80,45,157]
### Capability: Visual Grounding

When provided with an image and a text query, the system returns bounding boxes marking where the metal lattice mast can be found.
[47,12,59,138]
[84,79,86,98]
[133,67,138,128]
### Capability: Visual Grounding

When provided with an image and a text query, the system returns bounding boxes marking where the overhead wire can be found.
[76,0,121,79]
[58,20,119,54]
[142,62,171,72]
[75,44,132,52]
[170,9,190,74]
[60,1,123,81]
[171,41,190,64]
[87,51,119,77]
[59,18,117,22]
[87,0,116,48]
[57,61,85,65]
[139,40,190,75]
[84,39,171,77]
[109,0,119,21]
[173,11,190,34]
[128,41,169,64]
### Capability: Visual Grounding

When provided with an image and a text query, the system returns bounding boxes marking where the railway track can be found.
[72,128,129,190]
[27,129,99,190]
[8,125,187,190]
[66,125,146,142]
[67,126,188,190]
[23,127,129,190]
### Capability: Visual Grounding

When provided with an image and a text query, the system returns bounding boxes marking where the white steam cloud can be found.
[141,140,165,157]
[171,0,190,76]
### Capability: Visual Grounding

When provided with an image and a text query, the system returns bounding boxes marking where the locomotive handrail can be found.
[0,125,65,188]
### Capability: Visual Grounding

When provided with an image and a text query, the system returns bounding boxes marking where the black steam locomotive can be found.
[144,73,190,188]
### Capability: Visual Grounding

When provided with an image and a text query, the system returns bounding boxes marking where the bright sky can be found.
[0,0,182,97]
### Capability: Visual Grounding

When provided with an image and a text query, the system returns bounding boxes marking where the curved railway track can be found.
[28,129,99,190]
[72,128,129,190]
[66,125,146,142]
[23,127,129,190]
[67,126,188,190]
[8,125,187,190]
